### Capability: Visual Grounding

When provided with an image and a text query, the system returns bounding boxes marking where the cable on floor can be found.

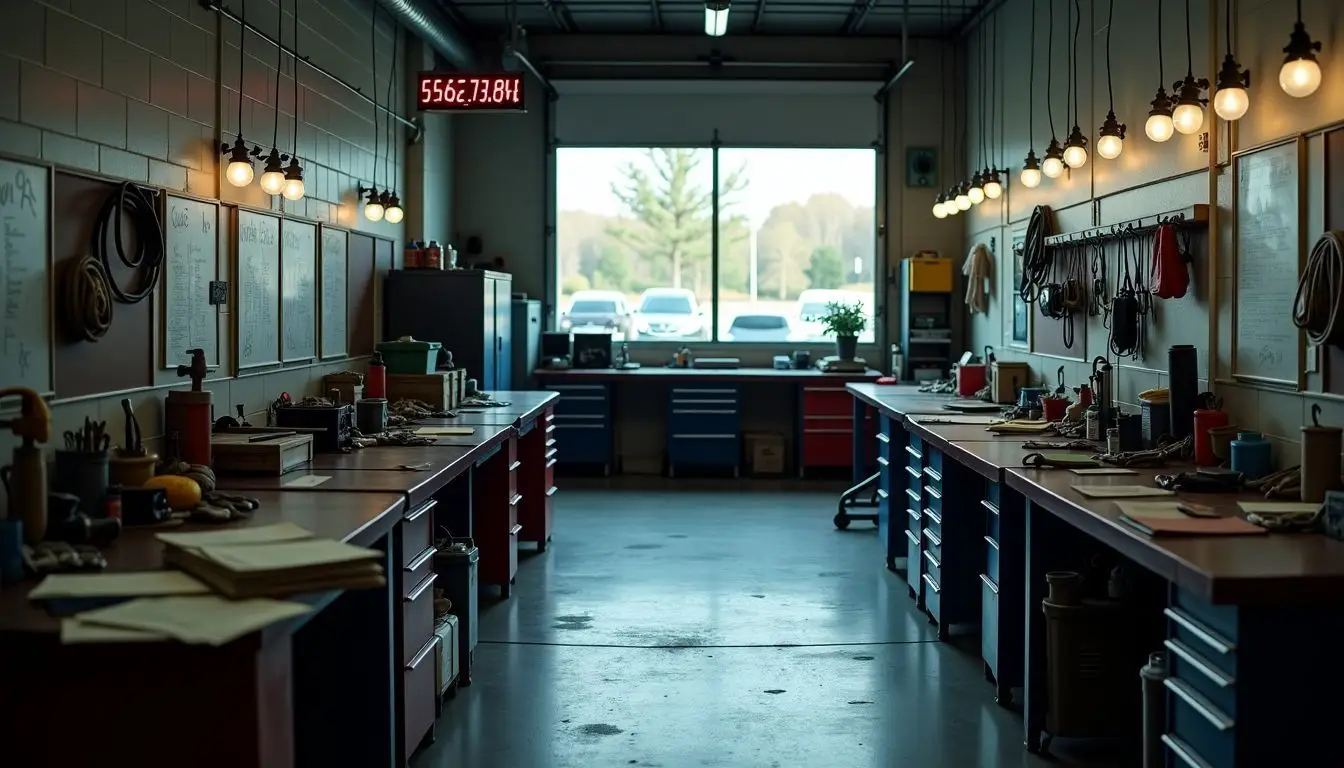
[92,181,164,305]
[1293,230,1344,347]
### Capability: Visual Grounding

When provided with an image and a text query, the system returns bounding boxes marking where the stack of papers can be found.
[1115,501,1266,537]
[157,523,385,599]
[62,596,311,646]
[988,420,1054,435]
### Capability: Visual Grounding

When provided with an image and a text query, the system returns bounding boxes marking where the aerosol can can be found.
[889,345,904,380]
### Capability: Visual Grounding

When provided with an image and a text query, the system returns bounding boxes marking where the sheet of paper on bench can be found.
[1071,485,1175,499]
[1114,501,1187,519]
[61,618,168,644]
[157,522,313,548]
[283,474,330,488]
[415,426,475,436]
[1238,501,1321,515]
[196,538,379,573]
[75,595,311,646]
[30,571,210,600]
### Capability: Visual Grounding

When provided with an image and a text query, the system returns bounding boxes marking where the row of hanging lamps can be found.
[1212,0,1251,120]
[1020,0,1042,188]
[363,3,386,222]
[361,7,405,224]
[1040,0,1064,179]
[1171,0,1210,135]
[1095,0,1126,159]
[281,0,305,201]
[1061,0,1089,168]
[382,24,404,224]
[1145,0,1176,142]
[1279,0,1322,98]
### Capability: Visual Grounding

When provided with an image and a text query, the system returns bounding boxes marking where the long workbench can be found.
[848,382,1344,766]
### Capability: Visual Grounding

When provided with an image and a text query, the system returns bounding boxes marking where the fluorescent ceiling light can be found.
[704,1,729,36]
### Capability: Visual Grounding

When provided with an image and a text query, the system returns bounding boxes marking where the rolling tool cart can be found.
[833,472,880,529]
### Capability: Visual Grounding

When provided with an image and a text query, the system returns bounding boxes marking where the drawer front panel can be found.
[983,499,1000,542]
[670,410,742,435]
[924,507,942,539]
[402,572,437,663]
[401,501,435,568]
[905,529,923,594]
[669,435,740,467]
[922,572,942,621]
[1165,638,1237,719]
[555,424,610,464]
[1169,589,1239,652]
[877,489,890,532]
[551,391,611,417]
[802,430,853,467]
[1165,606,1238,679]
[878,416,895,460]
[980,574,1000,674]
[908,433,923,454]
[987,480,1001,507]
[922,527,942,563]
[671,386,741,403]
[403,638,438,755]
[403,545,436,599]
[801,386,851,416]
[922,549,941,587]
[1167,679,1234,768]
[926,485,942,515]
[906,465,923,495]
[984,535,1000,584]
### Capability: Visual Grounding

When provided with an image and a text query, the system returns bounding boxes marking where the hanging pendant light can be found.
[1211,0,1251,120]
[1278,0,1321,98]
[1144,0,1176,142]
[954,183,972,211]
[704,0,729,36]
[281,156,305,201]
[944,188,961,215]
[1062,127,1088,168]
[1041,139,1065,178]
[1060,0,1088,169]
[1021,150,1042,188]
[1020,0,1042,190]
[280,0,305,202]
[363,186,385,222]
[968,170,986,205]
[384,193,404,224]
[1095,0,1126,159]
[221,0,255,187]
[933,192,949,219]
[1039,0,1065,180]
[984,169,1004,200]
[258,148,287,195]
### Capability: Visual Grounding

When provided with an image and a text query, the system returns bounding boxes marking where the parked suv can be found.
[633,288,708,340]
[560,290,633,338]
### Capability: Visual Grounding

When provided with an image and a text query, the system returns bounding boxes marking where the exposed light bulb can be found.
[1021,167,1042,188]
[1145,88,1175,142]
[955,191,971,211]
[704,1,729,36]
[1041,156,1063,178]
[1172,102,1204,134]
[258,149,286,195]
[1096,134,1123,159]
[384,193,404,224]
[281,157,305,201]
[1063,145,1087,168]
[933,201,948,219]
[984,179,1003,200]
[226,159,254,187]
[362,187,384,222]
[968,186,986,205]
[1213,87,1249,121]
[1279,57,1321,98]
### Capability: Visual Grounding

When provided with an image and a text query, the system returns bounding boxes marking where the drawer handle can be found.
[905,488,920,503]
[671,434,736,439]
[876,432,890,444]
[983,535,999,551]
[510,492,523,507]
[509,460,522,472]
[509,523,523,536]
[921,573,941,594]
[980,499,1000,516]
[907,507,921,522]
[905,465,921,479]
[546,485,558,497]
[404,546,436,572]
[1161,735,1215,768]
[672,388,737,395]
[545,425,556,435]
[406,637,437,671]
[1163,608,1237,654]
[1164,678,1234,731]
[924,508,941,526]
[922,549,941,570]
[546,457,558,468]
[979,573,999,594]
[905,446,922,460]
[672,398,737,406]
[923,466,942,482]
[672,408,738,415]
[804,415,852,421]
[876,456,889,468]
[1163,639,1236,688]
[546,447,559,460]
[546,437,557,447]
[557,424,604,430]
[405,572,438,602]
[876,488,889,500]
[802,386,845,392]
[554,414,604,421]
[547,385,607,392]
[922,527,942,547]
[905,529,920,545]
[925,485,942,500]
[404,499,436,523]
[804,428,851,434]
[558,395,607,401]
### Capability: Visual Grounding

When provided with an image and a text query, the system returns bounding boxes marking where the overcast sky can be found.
[556,147,876,226]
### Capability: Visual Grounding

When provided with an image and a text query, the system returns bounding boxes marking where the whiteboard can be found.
[1233,141,1301,386]
[162,194,219,368]
[280,219,317,362]
[0,157,52,398]
[235,209,281,370]
[319,225,348,359]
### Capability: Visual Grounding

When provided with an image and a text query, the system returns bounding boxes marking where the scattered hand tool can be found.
[120,398,144,456]
[1055,366,1067,396]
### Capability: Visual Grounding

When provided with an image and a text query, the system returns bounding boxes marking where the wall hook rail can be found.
[1043,204,1210,248]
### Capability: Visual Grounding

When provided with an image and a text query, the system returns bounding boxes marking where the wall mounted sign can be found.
[416,73,525,112]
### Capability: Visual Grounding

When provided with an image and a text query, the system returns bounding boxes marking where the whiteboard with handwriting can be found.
[280,219,316,362]
[162,195,219,368]
[235,209,281,370]
[319,225,348,359]
[1233,140,1300,386]
[0,157,52,398]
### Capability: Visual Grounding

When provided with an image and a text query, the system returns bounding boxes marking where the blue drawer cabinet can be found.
[980,479,1022,707]
[667,385,741,475]
[904,436,925,602]
[545,383,613,474]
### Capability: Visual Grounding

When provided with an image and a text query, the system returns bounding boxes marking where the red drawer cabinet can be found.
[476,436,520,598]
[799,384,875,473]
[517,407,556,552]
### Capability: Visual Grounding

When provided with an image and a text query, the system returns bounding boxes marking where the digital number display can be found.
[416,73,525,112]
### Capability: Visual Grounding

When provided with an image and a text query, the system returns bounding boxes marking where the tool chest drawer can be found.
[980,573,999,675]
[982,498,1000,542]
[877,415,895,461]
[403,572,437,663]
[668,386,741,471]
[984,535,1000,584]
[923,505,942,539]
[402,500,435,569]
[403,637,438,759]
[1166,677,1234,768]
[547,383,611,415]
[921,526,942,563]
[547,384,612,468]
[987,480,1000,508]
[801,385,852,416]
[922,570,941,621]
[905,529,923,596]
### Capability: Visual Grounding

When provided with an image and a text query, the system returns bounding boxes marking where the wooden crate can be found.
[324,372,364,406]
[388,372,453,411]
[212,433,314,475]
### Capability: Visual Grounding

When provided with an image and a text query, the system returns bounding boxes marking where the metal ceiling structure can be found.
[434,0,987,37]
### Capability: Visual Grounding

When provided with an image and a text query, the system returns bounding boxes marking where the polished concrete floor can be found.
[414,479,1118,768]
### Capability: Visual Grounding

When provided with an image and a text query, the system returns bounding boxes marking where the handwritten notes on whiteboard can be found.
[1234,141,1300,386]
[280,220,316,362]
[319,226,347,359]
[0,158,52,397]
[162,195,218,368]
[236,210,281,370]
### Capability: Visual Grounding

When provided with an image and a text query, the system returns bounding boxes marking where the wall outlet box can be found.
[209,281,229,305]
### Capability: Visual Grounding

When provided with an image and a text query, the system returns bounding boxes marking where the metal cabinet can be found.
[902,435,979,640]
[667,385,740,476]
[980,479,1023,707]
[545,383,612,474]
[384,269,512,391]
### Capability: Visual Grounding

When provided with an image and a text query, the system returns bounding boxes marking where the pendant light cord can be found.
[1064,0,1072,129]
[1072,0,1081,125]
[977,25,986,170]
[236,0,246,139]
[1184,0,1194,78]
[291,0,299,154]
[991,10,998,171]
[1224,0,1231,54]
[939,0,947,189]
[272,6,282,149]
[1156,0,1164,87]
[1046,0,1055,139]
[370,2,379,190]
[1106,0,1115,110]
[1027,0,1036,145]
[385,25,397,191]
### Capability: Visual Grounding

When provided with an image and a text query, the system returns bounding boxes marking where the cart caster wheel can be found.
[885,555,896,571]
[537,541,548,553]
[833,513,851,530]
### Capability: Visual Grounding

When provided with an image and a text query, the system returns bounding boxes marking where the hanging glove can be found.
[1150,223,1190,299]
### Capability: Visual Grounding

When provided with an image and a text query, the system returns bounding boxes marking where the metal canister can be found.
[355,398,388,435]
[1140,652,1168,768]
[1085,406,1100,441]
[1106,428,1120,455]
[425,240,444,269]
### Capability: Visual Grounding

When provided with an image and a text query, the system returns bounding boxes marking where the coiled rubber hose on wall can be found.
[1293,230,1344,347]
[1018,205,1053,303]
[94,182,163,304]
[64,257,114,342]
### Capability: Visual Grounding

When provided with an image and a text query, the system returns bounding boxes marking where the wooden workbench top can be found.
[0,489,406,635]
[945,438,1099,481]
[536,367,879,383]
[1005,466,1344,604]
[470,390,558,423]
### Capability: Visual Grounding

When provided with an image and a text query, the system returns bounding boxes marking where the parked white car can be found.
[632,288,708,340]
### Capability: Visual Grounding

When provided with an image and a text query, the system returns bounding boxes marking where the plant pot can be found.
[835,335,858,361]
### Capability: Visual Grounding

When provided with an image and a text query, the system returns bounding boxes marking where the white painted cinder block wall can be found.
[0,0,444,515]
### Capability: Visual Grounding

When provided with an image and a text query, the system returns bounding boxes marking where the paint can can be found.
[356,398,389,435]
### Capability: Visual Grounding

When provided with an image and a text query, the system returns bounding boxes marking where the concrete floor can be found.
[414,480,1120,768]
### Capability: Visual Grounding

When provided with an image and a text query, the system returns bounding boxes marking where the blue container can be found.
[1018,387,1048,408]
[1230,431,1271,480]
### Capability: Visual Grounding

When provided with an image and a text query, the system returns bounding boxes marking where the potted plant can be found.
[814,300,867,360]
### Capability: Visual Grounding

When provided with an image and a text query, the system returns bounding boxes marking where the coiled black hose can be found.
[92,182,163,304]
[1019,204,1053,303]
[1293,230,1344,347]
[65,256,114,342]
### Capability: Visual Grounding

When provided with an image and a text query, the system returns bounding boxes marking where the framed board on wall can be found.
[0,155,54,402]
[280,219,317,363]
[235,208,282,371]
[1232,139,1303,388]
[319,225,348,360]
[1008,230,1030,349]
[161,194,219,369]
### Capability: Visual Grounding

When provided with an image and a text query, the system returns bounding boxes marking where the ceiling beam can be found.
[951,0,997,37]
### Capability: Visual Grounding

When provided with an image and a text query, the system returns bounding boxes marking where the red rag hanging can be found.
[1150,223,1189,299]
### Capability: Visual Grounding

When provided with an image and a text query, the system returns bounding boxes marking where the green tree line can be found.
[557,148,875,301]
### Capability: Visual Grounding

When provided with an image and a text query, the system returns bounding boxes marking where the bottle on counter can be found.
[425,241,444,270]
[366,352,387,399]
[889,344,904,379]
[404,241,423,269]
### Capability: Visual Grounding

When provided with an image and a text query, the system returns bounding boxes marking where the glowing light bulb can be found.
[933,201,948,219]
[282,178,305,201]
[1145,113,1174,142]
[984,179,1003,199]
[1063,144,1087,169]
[968,186,985,205]
[955,192,971,211]
[1172,102,1204,135]
[1213,87,1249,121]
[1279,57,1321,98]
[1096,133,1124,159]
[1021,167,1042,188]
[364,200,384,222]
[1041,156,1064,178]
[384,204,404,224]
[226,159,254,187]
[259,169,286,195]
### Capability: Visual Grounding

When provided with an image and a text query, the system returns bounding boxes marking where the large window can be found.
[555,147,876,344]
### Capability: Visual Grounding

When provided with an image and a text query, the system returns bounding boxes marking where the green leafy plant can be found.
[812,300,868,337]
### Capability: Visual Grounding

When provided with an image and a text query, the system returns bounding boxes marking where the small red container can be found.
[1193,409,1230,466]
[1042,397,1069,422]
[1076,385,1093,407]
[956,364,988,397]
